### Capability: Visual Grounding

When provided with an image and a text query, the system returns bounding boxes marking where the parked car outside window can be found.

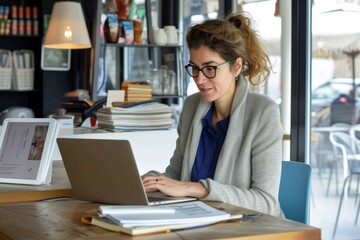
[312,78,360,126]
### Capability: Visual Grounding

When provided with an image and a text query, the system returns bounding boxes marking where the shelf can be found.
[0,35,42,38]
[91,0,185,103]
[0,89,42,93]
[103,43,182,48]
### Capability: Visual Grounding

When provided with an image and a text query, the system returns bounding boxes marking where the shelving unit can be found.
[91,0,186,104]
[104,43,184,99]
[0,0,44,117]
[0,0,94,117]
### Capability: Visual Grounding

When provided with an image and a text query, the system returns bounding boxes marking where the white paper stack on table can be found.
[96,101,173,131]
[83,201,243,236]
[103,201,231,227]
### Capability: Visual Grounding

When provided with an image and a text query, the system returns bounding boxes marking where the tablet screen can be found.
[0,118,59,184]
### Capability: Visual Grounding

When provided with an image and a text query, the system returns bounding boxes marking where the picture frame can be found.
[41,40,71,71]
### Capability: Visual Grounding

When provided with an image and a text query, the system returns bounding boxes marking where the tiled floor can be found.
[310,166,360,240]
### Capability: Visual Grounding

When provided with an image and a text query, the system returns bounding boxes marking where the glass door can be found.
[241,0,360,238]
[310,0,360,239]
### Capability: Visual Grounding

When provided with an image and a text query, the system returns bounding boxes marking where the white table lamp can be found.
[44,1,91,49]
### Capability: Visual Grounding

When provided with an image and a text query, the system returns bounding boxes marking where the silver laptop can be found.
[57,138,196,205]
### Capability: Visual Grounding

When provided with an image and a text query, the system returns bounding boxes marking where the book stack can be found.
[96,101,173,131]
[82,201,244,236]
[121,81,152,102]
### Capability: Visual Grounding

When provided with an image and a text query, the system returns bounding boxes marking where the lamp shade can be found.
[44,1,91,49]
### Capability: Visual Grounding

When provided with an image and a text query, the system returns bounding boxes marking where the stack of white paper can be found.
[101,201,231,228]
[96,102,173,131]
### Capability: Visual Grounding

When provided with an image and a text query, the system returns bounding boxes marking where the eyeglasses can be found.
[184,61,229,79]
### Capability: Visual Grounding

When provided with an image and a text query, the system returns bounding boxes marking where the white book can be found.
[105,201,231,228]
[96,112,172,120]
[97,118,173,127]
[83,214,244,236]
[99,205,175,216]
[97,102,172,115]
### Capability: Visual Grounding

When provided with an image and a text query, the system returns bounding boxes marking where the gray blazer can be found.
[158,77,283,216]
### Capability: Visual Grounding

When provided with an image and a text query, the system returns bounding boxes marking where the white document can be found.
[99,205,175,216]
[105,201,230,227]
[106,90,125,107]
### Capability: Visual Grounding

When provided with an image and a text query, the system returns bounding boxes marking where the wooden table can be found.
[0,160,321,239]
[0,161,73,203]
[0,199,321,240]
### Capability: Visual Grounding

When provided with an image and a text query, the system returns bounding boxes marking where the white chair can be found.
[350,124,360,190]
[326,123,352,196]
[350,123,360,147]
[329,132,360,238]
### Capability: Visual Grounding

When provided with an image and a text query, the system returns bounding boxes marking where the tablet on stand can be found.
[0,118,60,185]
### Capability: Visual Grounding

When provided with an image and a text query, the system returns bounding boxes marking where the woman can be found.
[142,12,283,217]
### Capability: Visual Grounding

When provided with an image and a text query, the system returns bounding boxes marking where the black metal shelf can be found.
[0,89,42,93]
[103,43,182,48]
[0,35,42,38]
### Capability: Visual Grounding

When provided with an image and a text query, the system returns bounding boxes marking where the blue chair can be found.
[279,161,312,224]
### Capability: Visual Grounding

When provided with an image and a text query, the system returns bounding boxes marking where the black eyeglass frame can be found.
[184,61,229,79]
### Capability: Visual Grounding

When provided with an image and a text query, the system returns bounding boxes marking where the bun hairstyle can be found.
[186,12,271,85]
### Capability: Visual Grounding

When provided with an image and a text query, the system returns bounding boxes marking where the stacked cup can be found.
[150,25,178,45]
[164,25,178,45]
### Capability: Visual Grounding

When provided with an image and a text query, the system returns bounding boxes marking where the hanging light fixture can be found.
[44,1,91,49]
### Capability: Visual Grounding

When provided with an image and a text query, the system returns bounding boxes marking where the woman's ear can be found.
[232,58,243,77]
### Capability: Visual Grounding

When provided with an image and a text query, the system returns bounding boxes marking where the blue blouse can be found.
[191,104,230,182]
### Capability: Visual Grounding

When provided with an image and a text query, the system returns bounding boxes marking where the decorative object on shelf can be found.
[164,25,178,45]
[103,0,117,14]
[149,26,158,44]
[0,49,12,90]
[153,28,167,45]
[44,1,91,49]
[133,20,142,44]
[103,0,119,44]
[0,4,38,36]
[104,13,119,43]
[116,0,131,20]
[12,49,34,90]
[118,20,133,44]
[0,6,10,35]
[149,65,177,96]
[164,70,177,95]
[149,68,161,95]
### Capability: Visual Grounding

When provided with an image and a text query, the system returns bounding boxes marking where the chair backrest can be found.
[331,123,352,133]
[350,124,360,145]
[330,132,358,154]
[330,124,353,158]
[329,132,359,177]
[279,161,312,224]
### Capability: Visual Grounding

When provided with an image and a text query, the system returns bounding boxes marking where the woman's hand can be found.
[141,175,209,198]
